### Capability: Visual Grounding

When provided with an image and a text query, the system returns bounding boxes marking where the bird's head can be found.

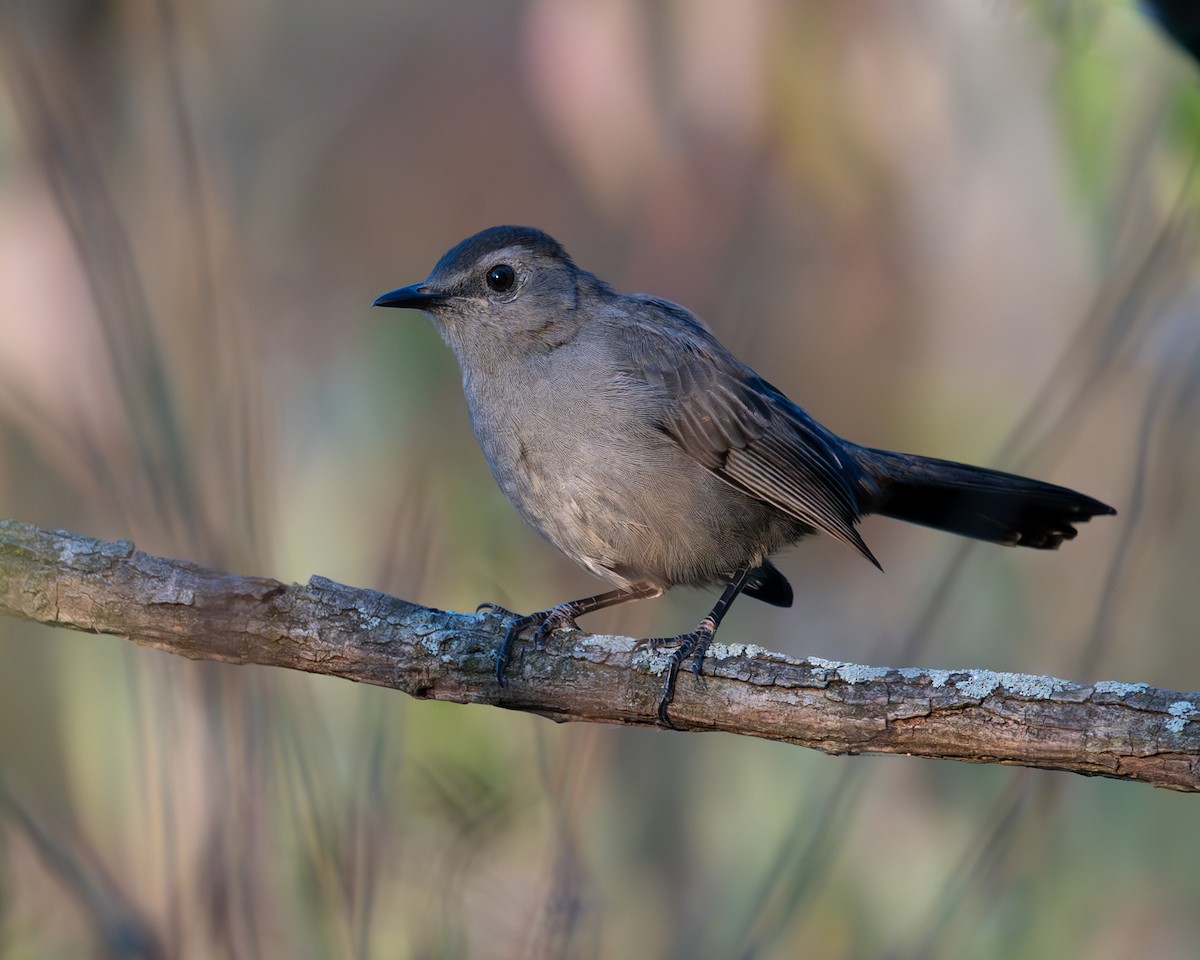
[373,225,592,357]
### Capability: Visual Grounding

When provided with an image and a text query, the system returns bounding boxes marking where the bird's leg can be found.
[640,567,753,728]
[480,582,662,683]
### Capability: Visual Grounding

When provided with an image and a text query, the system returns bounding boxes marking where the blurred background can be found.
[1,0,1198,956]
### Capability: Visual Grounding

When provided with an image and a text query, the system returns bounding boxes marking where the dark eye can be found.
[486,263,516,293]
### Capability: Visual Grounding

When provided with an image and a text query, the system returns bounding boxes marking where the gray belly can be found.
[478,412,809,590]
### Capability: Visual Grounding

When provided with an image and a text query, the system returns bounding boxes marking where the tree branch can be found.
[1,518,1196,791]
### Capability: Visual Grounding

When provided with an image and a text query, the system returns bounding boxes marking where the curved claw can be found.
[491,601,589,684]
[645,621,716,728]
[655,642,690,729]
[476,601,518,618]
[656,672,681,729]
[494,613,543,684]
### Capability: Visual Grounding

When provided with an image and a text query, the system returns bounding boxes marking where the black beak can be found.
[372,283,446,310]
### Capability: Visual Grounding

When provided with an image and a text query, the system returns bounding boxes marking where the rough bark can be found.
[0,519,1195,791]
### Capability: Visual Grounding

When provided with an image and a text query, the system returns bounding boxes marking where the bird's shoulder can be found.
[593,292,792,443]
[595,294,752,395]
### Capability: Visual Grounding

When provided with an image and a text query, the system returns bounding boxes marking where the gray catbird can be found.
[374,225,1115,724]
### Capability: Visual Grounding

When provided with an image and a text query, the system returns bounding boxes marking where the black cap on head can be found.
[431,225,573,276]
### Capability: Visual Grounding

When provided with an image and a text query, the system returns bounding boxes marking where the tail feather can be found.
[852,446,1116,549]
[744,558,793,607]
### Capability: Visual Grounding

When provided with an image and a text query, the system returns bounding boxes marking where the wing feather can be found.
[615,296,878,566]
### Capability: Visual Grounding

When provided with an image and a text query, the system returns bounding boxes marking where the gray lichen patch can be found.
[574,633,635,664]
[1165,700,1197,734]
[417,632,444,655]
[707,642,770,661]
[897,667,953,688]
[578,633,637,652]
[806,657,891,684]
[631,646,671,676]
[954,670,1066,700]
[1092,680,1150,698]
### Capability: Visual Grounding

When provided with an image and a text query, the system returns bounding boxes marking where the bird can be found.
[373,225,1116,725]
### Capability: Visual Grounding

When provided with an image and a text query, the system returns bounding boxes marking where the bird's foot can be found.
[637,617,717,728]
[477,602,581,684]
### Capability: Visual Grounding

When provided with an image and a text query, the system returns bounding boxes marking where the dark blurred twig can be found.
[0,518,1195,792]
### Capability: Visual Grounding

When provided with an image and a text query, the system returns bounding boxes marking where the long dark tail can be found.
[851,446,1116,549]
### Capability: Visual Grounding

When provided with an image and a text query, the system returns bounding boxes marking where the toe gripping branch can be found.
[479,570,750,728]
[641,618,717,728]
[477,604,568,683]
[644,566,753,727]
[480,584,660,684]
